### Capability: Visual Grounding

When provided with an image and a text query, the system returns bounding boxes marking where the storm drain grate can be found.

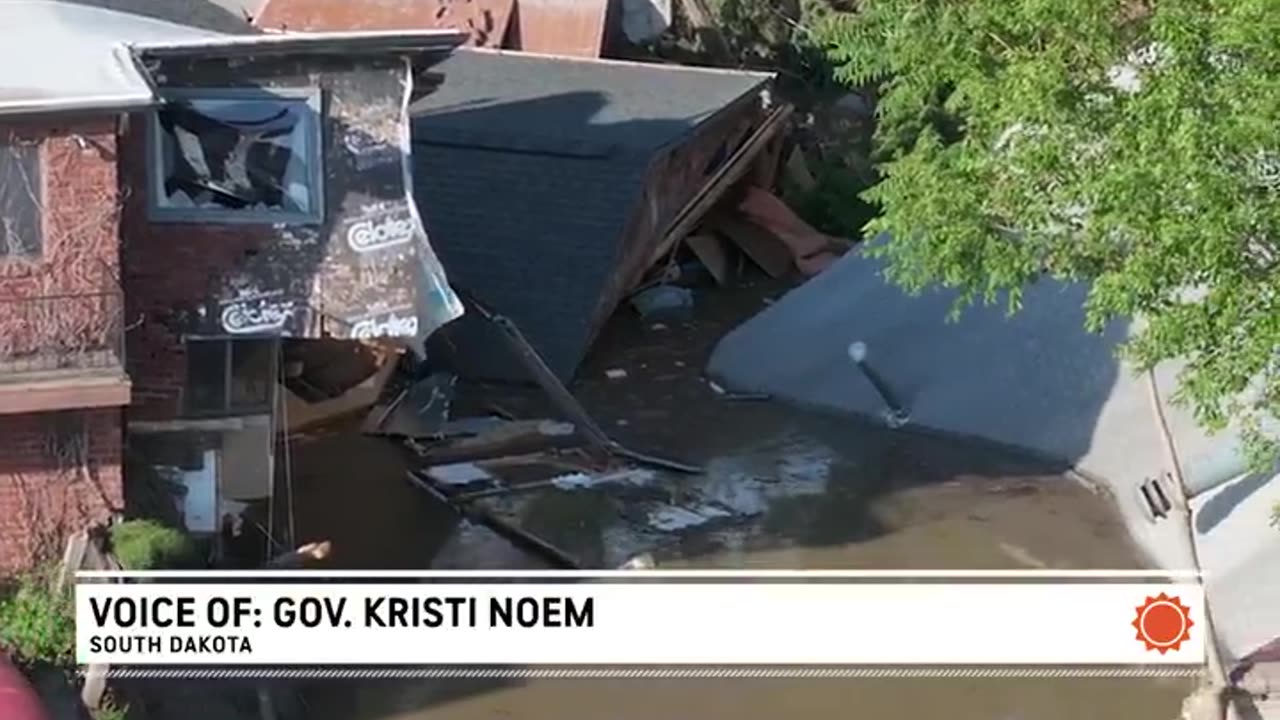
[1137,474,1176,522]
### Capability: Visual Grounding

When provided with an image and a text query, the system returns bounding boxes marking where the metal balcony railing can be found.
[0,290,125,379]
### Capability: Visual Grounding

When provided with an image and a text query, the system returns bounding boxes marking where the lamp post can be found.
[848,341,910,428]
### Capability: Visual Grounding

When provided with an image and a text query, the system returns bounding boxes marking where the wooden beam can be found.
[712,214,793,279]
[647,103,794,269]
[415,420,584,464]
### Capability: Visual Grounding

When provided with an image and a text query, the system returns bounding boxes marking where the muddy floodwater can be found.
[291,415,1193,720]
[250,281,1194,720]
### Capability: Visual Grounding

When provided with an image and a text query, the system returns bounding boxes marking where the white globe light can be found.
[848,341,868,363]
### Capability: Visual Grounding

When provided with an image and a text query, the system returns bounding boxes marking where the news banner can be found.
[75,570,1206,675]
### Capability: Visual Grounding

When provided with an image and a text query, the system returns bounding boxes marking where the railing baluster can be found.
[0,290,124,378]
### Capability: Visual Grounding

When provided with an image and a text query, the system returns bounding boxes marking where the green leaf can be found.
[818,0,1280,472]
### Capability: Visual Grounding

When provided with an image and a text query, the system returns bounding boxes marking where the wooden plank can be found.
[647,103,794,268]
[712,214,793,279]
[416,420,584,464]
[266,541,332,569]
[685,233,732,286]
[55,531,88,593]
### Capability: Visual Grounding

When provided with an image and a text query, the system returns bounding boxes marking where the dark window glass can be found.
[185,338,277,416]
[229,339,274,409]
[153,92,321,220]
[0,141,42,257]
[186,340,229,415]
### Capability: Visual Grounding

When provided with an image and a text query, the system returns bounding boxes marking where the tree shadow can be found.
[411,61,764,382]
[1195,464,1279,535]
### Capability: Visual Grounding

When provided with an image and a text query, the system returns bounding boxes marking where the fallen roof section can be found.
[412,48,773,382]
[706,239,1280,670]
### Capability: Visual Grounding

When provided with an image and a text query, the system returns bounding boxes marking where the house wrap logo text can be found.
[221,299,295,334]
[346,209,415,253]
[349,311,418,339]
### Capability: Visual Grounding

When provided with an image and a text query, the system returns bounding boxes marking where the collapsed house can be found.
[0,0,467,569]
[122,30,468,560]
[408,48,779,382]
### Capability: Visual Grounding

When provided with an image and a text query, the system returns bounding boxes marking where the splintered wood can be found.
[648,103,794,268]
[413,420,582,464]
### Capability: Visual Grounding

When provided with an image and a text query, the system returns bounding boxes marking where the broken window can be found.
[185,338,278,417]
[150,89,323,223]
[0,140,42,257]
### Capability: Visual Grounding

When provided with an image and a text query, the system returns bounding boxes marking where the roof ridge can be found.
[456,46,776,82]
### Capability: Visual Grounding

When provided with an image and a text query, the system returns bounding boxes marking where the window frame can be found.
[146,86,326,226]
[0,138,45,259]
[182,336,279,419]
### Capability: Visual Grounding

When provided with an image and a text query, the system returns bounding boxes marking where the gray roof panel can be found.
[412,48,770,154]
[410,49,771,382]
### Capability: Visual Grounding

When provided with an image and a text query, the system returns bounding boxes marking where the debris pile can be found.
[362,301,702,567]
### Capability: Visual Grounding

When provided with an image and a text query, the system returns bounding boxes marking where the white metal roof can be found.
[0,1,465,118]
[0,1,219,116]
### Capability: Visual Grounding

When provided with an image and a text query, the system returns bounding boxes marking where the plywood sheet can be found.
[508,0,608,58]
[685,233,731,286]
[256,0,514,47]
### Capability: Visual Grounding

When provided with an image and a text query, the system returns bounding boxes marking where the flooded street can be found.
[306,676,1191,720]
[292,414,1194,720]
[287,282,1195,720]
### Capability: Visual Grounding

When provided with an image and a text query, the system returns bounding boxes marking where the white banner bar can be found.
[76,582,1206,666]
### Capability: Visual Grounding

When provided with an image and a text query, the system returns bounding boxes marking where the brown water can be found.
[287,412,1192,719]
[280,281,1195,720]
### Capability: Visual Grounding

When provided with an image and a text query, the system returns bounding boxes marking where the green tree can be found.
[819,1,1280,465]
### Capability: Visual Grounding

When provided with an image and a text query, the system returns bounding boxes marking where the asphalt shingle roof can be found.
[411,49,769,382]
[413,49,770,155]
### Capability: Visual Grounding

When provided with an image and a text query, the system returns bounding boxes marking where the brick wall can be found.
[0,119,124,370]
[0,117,121,295]
[118,99,286,420]
[0,408,123,573]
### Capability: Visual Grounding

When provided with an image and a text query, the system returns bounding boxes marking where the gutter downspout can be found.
[1145,369,1229,719]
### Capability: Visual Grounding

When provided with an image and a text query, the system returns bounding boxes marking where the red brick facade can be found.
[0,118,128,572]
[0,409,123,573]
[0,118,121,296]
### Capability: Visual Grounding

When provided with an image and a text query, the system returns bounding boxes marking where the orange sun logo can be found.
[1132,593,1194,654]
